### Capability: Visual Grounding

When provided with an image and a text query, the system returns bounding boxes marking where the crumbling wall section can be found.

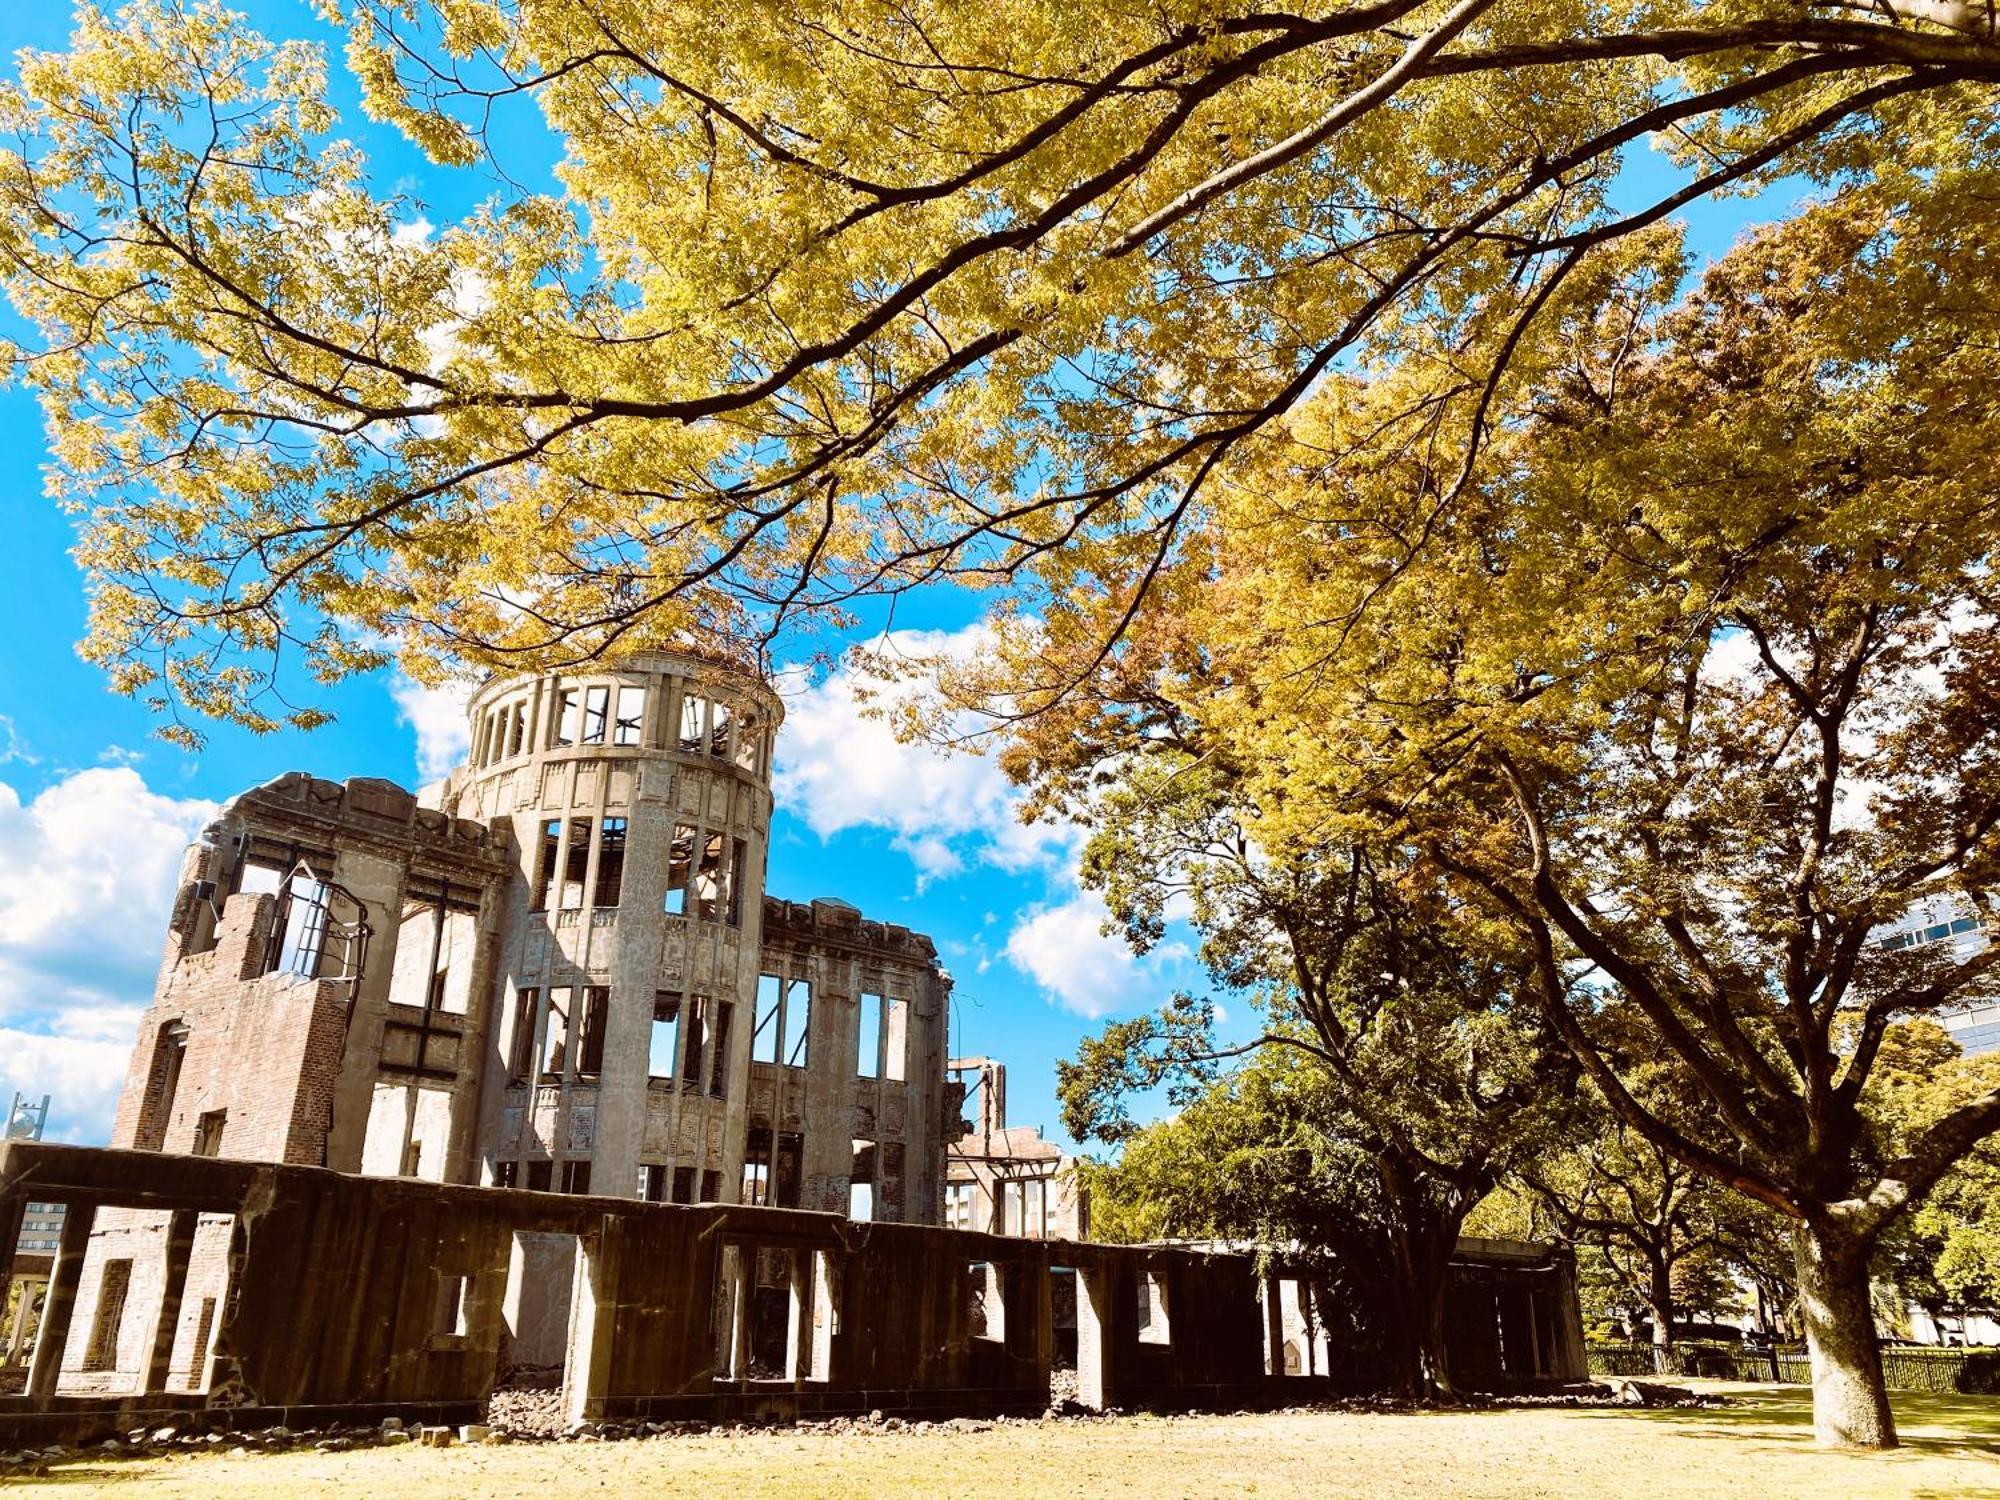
[118,773,510,1179]
[752,898,954,1225]
[0,1143,1585,1445]
[113,895,348,1165]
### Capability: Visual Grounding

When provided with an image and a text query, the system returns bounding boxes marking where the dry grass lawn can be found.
[25,1382,2000,1498]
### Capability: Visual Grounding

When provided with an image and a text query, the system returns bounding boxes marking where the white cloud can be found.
[390,673,476,784]
[0,768,214,1142]
[1004,888,1191,1019]
[0,769,214,980]
[0,1024,134,1145]
[771,626,1068,884]
[0,715,36,766]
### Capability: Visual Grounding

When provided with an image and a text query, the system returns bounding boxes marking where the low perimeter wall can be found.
[0,1142,1583,1446]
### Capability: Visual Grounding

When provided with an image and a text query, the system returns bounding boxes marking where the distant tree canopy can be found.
[1,1,1997,734]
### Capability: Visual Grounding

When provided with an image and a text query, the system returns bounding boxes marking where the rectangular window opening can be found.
[664,823,696,915]
[742,1126,773,1207]
[945,1182,977,1231]
[558,817,592,910]
[275,871,333,978]
[783,980,812,1069]
[776,1132,804,1209]
[884,997,908,1082]
[968,1262,1005,1343]
[509,987,539,1081]
[191,1108,227,1158]
[694,832,726,921]
[138,1021,189,1152]
[680,997,708,1092]
[594,817,627,908]
[727,838,747,927]
[649,993,681,1082]
[614,685,646,746]
[532,819,561,911]
[1137,1271,1171,1345]
[857,992,882,1079]
[561,1159,593,1195]
[581,684,610,745]
[849,1139,875,1222]
[541,988,570,1079]
[554,688,581,746]
[433,1273,470,1339]
[752,975,782,1065]
[578,985,610,1076]
[708,1000,733,1097]
[678,694,708,753]
[84,1259,133,1372]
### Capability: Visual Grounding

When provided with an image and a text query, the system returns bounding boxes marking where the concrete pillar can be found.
[27,1204,93,1403]
[444,883,508,1185]
[809,1250,836,1382]
[726,1247,752,1379]
[1074,1264,1118,1411]
[1549,1251,1588,1379]
[785,1249,810,1379]
[4,1284,31,1364]
[326,850,413,1172]
[561,1218,621,1427]
[1028,1258,1054,1400]
[141,1210,197,1395]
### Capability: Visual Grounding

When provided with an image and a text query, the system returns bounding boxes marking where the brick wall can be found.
[112,892,349,1166]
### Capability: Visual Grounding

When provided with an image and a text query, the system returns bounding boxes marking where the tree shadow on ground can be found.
[1572,1382,2000,1465]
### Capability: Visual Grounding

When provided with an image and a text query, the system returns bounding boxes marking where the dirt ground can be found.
[22,1383,2000,1498]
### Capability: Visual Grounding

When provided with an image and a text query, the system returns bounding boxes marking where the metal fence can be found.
[1586,1342,1998,1392]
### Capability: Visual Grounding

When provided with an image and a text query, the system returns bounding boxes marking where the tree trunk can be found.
[1794,1222,1896,1450]
[1648,1258,1676,1376]
[1377,1152,1473,1401]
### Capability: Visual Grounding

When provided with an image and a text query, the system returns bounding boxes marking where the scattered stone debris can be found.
[488,1384,568,1440]
[0,1378,1731,1473]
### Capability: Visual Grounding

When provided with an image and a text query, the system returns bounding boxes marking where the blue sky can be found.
[0,4,1800,1148]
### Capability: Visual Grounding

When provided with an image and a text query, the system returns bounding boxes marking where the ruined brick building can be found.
[69,653,959,1380]
[117,650,956,1222]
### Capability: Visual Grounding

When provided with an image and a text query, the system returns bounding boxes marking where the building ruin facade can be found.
[0,650,1586,1441]
[117,650,956,1223]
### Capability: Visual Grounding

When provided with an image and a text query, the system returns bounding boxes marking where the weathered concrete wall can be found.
[752,898,953,1224]
[113,896,349,1167]
[0,1143,1584,1447]
[456,653,783,1209]
[117,773,511,1176]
